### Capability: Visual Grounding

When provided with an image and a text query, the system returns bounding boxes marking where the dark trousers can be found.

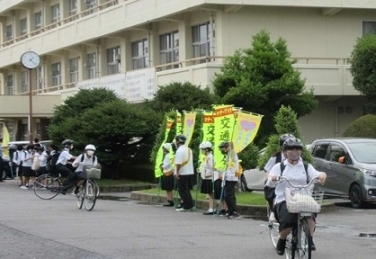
[56,164,75,190]
[0,157,3,181]
[177,175,194,210]
[224,181,237,215]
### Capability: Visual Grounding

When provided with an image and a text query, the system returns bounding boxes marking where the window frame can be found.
[69,57,79,83]
[107,46,121,75]
[20,18,27,36]
[131,39,149,70]
[87,52,97,79]
[159,31,179,70]
[362,21,376,36]
[51,62,62,86]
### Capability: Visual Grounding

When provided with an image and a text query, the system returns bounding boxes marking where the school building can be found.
[0,0,374,142]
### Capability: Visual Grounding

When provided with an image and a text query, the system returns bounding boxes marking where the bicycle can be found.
[278,176,324,259]
[76,167,101,211]
[267,203,279,249]
[33,174,65,200]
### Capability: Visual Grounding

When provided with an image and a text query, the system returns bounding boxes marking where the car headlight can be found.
[360,168,376,176]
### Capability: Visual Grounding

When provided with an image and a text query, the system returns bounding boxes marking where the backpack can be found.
[47,151,61,173]
[280,162,309,183]
[80,154,97,163]
[275,151,282,164]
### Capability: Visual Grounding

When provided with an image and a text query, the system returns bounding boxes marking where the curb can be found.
[130,191,337,217]
[99,184,154,193]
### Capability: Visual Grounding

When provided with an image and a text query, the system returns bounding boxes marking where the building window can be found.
[35,11,42,30]
[37,67,44,89]
[84,0,97,15]
[69,0,78,17]
[69,58,79,83]
[20,18,27,36]
[5,24,13,41]
[160,31,179,70]
[21,71,28,93]
[6,75,14,95]
[192,22,214,61]
[87,53,97,79]
[51,62,61,86]
[132,39,148,70]
[107,46,120,75]
[51,4,60,27]
[363,21,376,36]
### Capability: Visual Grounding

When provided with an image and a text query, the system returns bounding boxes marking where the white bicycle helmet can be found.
[199,141,212,149]
[163,143,171,151]
[85,144,96,151]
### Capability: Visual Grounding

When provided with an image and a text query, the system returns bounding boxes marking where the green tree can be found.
[213,30,317,146]
[343,114,376,138]
[48,88,162,180]
[350,34,376,113]
[258,106,313,169]
[145,81,218,113]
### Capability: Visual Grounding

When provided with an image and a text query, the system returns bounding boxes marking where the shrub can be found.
[343,114,376,138]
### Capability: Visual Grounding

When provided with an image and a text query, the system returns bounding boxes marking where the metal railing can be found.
[0,0,121,48]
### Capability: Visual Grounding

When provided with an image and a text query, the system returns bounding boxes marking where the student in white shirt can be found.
[174,134,194,212]
[198,141,216,215]
[56,139,77,194]
[160,143,174,207]
[71,144,98,195]
[266,137,327,256]
[20,144,34,189]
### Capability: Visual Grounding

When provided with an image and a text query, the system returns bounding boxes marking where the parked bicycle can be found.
[278,176,324,259]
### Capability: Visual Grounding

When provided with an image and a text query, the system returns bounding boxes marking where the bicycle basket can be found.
[284,187,324,213]
[83,167,101,180]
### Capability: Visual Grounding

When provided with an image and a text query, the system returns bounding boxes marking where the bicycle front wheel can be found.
[267,205,279,248]
[298,219,311,259]
[285,231,296,259]
[34,175,61,200]
[84,180,98,211]
[77,185,85,209]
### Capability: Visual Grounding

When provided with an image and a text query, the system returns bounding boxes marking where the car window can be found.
[329,144,346,162]
[313,143,328,159]
[347,142,376,163]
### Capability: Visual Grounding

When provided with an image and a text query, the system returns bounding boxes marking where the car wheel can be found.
[349,184,363,208]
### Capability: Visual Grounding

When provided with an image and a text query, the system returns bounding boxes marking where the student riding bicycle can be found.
[265,137,327,256]
[71,144,98,196]
[56,139,77,194]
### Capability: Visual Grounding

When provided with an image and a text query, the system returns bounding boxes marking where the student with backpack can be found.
[56,139,77,194]
[266,137,327,256]
[263,133,295,221]
[71,144,98,196]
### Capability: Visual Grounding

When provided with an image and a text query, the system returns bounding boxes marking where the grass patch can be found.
[138,187,266,206]
[97,179,153,186]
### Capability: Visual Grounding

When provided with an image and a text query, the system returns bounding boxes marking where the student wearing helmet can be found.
[71,144,98,195]
[263,133,295,222]
[160,143,174,207]
[174,134,195,212]
[56,139,77,194]
[198,141,216,215]
[266,137,327,256]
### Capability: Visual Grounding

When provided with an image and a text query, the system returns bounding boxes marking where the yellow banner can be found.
[176,111,183,135]
[182,112,196,146]
[213,105,235,171]
[200,113,215,163]
[232,112,263,153]
[2,124,10,157]
[154,117,174,178]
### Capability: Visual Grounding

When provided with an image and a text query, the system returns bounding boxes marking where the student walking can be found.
[160,143,174,207]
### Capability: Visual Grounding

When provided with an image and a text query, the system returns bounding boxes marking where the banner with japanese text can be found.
[176,111,183,135]
[232,112,263,153]
[154,117,174,178]
[200,112,215,163]
[182,112,196,146]
[213,105,236,171]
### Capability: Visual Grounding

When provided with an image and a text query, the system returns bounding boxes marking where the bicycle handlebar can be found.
[278,176,320,189]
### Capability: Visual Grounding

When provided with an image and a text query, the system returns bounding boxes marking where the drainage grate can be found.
[359,233,376,238]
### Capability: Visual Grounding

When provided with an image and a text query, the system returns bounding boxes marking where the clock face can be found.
[20,51,40,69]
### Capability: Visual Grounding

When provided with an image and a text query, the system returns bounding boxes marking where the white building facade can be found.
[0,0,374,141]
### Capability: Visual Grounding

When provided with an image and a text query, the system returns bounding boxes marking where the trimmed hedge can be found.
[343,114,376,138]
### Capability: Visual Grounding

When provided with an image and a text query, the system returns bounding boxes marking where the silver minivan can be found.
[310,138,376,208]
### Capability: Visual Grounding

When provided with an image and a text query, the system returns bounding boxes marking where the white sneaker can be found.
[20,186,28,190]
[269,212,276,222]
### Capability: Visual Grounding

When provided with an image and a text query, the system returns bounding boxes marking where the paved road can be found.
[1,180,376,259]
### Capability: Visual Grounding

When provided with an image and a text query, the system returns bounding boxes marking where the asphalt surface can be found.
[1,179,376,259]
